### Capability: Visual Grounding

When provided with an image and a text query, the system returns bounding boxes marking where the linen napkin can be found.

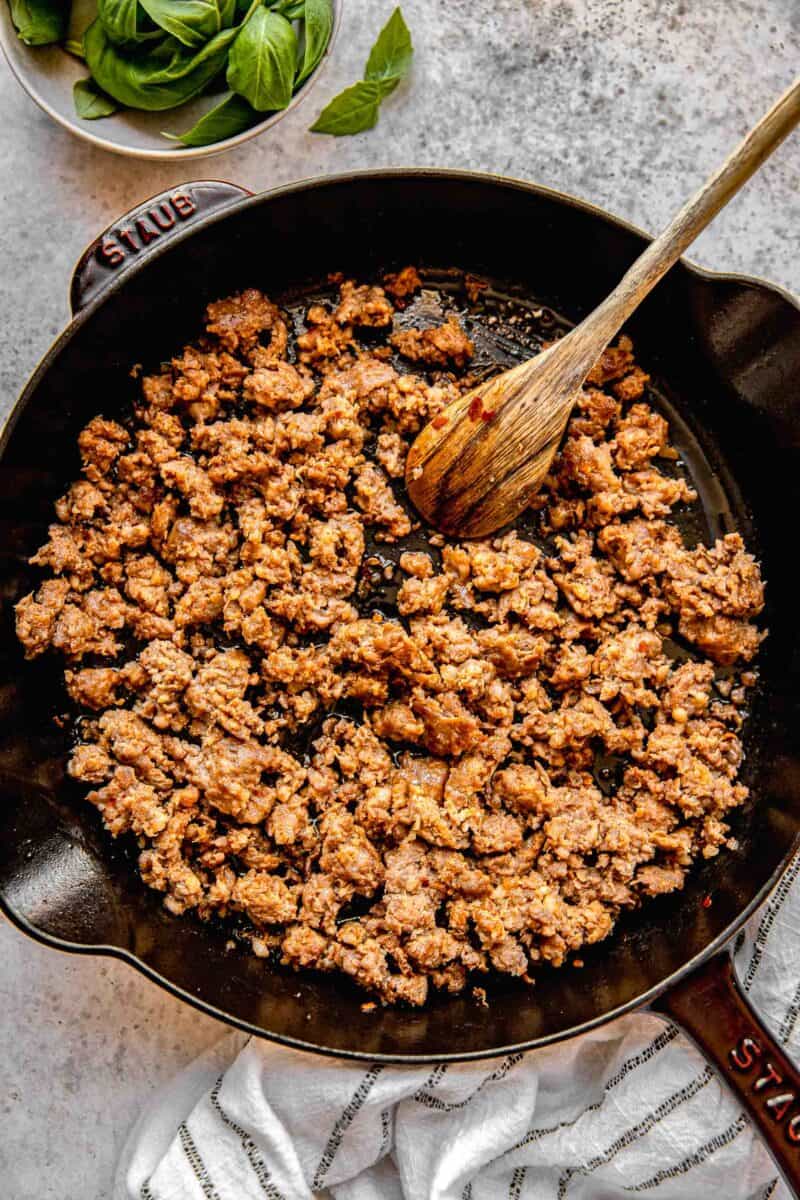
[115,853,800,1200]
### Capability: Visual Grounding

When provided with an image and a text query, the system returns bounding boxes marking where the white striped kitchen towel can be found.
[115,853,800,1200]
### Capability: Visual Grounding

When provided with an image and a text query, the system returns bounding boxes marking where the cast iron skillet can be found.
[2,172,800,1188]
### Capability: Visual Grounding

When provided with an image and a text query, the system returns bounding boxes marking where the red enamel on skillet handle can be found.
[654,953,800,1196]
[69,181,253,315]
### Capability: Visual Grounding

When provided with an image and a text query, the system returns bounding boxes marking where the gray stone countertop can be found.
[1,2,798,1196]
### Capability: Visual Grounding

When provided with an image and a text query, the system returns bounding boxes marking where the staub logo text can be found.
[729,1034,800,1141]
[96,192,197,268]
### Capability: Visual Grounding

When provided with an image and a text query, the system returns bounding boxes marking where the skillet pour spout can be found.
[1,170,800,1191]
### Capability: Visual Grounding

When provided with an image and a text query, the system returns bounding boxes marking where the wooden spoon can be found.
[406,76,800,539]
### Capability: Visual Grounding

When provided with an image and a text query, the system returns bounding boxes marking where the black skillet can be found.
[2,172,800,1189]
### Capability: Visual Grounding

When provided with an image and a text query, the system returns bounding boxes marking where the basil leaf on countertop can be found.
[64,36,85,58]
[84,16,240,110]
[310,7,411,136]
[164,90,256,145]
[295,0,332,86]
[73,77,120,118]
[139,0,235,49]
[226,7,297,111]
[8,0,67,45]
[310,79,382,135]
[96,0,160,46]
[364,6,412,97]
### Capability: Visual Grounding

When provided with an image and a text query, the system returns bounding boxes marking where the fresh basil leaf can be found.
[226,7,297,111]
[73,77,120,119]
[163,90,256,145]
[295,0,332,86]
[271,0,304,17]
[97,0,137,42]
[234,0,266,18]
[310,79,382,135]
[310,7,412,137]
[146,31,180,60]
[84,17,239,110]
[364,6,412,92]
[139,0,232,48]
[64,37,85,58]
[8,0,67,45]
[96,0,161,46]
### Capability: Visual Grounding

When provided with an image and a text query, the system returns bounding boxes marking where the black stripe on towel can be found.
[380,1107,393,1154]
[556,1066,713,1199]
[624,1112,747,1191]
[413,1054,523,1112]
[512,1024,680,1151]
[413,1063,448,1099]
[780,976,800,1046]
[178,1122,222,1200]
[312,1064,385,1190]
[209,1075,286,1200]
[509,1165,527,1198]
[741,852,800,992]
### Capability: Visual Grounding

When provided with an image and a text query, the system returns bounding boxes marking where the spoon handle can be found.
[581,75,800,347]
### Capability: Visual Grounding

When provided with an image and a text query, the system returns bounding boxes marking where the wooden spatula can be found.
[406,76,800,539]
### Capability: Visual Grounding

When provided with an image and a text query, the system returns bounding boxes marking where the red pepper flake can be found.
[480,408,496,423]
[468,395,485,421]
[432,414,448,429]
[702,894,712,908]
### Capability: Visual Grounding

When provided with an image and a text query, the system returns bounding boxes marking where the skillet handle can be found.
[654,952,800,1196]
[69,181,253,315]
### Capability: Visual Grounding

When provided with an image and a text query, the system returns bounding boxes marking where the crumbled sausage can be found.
[391,316,475,368]
[353,463,412,541]
[243,362,314,412]
[335,281,394,328]
[383,266,422,303]
[17,278,764,1008]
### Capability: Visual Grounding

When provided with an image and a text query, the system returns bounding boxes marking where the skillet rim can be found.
[1,167,798,1062]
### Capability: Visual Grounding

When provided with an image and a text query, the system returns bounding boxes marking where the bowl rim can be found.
[0,0,342,161]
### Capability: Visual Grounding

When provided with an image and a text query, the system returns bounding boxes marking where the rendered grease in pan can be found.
[13,269,766,1007]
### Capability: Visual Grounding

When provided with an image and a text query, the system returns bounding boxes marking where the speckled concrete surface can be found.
[1,2,798,1197]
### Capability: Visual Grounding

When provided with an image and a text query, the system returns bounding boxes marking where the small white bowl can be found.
[0,0,341,160]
